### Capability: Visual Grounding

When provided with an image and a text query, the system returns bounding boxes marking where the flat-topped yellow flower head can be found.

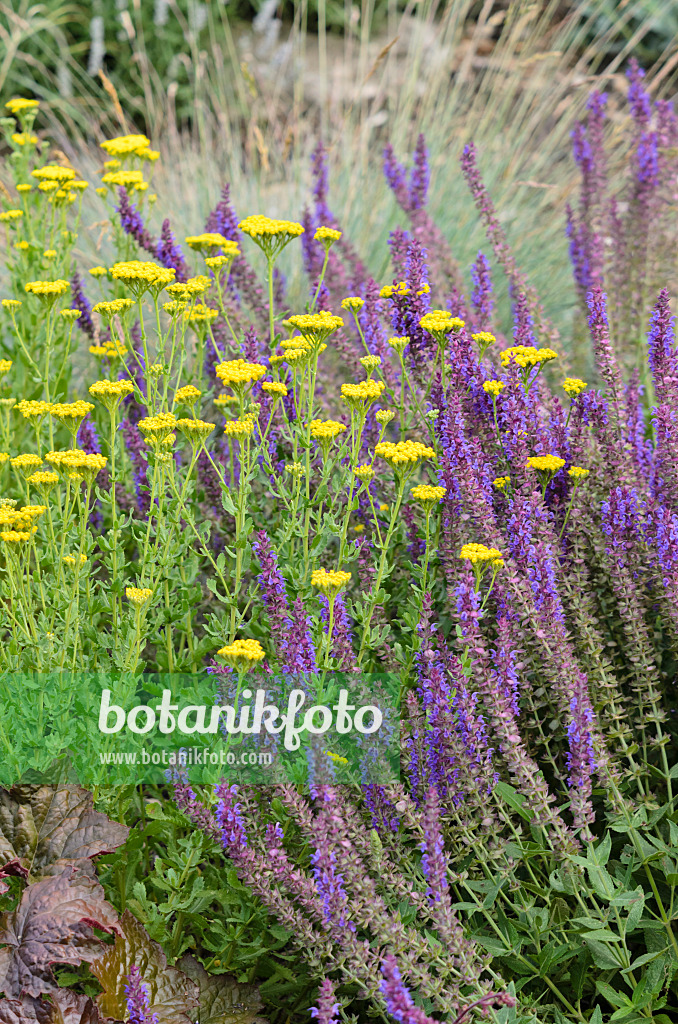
[126,586,153,606]
[341,297,365,313]
[185,232,235,252]
[54,451,108,484]
[500,345,558,369]
[568,466,590,480]
[419,311,464,342]
[353,464,375,483]
[526,455,566,474]
[175,385,201,407]
[411,484,446,508]
[562,378,588,396]
[311,568,351,597]
[101,134,151,157]
[27,471,59,495]
[110,260,175,296]
[374,440,436,471]
[472,332,496,358]
[176,418,214,447]
[261,381,288,399]
[314,226,342,248]
[238,215,304,260]
[387,336,409,356]
[24,279,69,304]
[92,298,134,319]
[0,210,23,222]
[284,311,344,349]
[216,359,266,394]
[89,379,135,412]
[217,638,265,670]
[138,412,177,445]
[16,400,51,423]
[493,475,511,492]
[223,416,256,439]
[31,165,75,183]
[483,380,505,397]
[49,400,94,425]
[10,453,43,478]
[460,543,504,567]
[6,98,39,115]
[341,379,385,409]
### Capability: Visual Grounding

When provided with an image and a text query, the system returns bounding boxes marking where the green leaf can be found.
[494,781,533,822]
[585,938,622,970]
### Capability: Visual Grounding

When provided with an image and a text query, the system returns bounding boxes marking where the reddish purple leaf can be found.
[0,869,119,999]
[0,787,128,883]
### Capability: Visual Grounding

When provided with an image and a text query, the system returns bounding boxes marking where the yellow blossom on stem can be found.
[483,380,505,397]
[341,297,364,312]
[89,379,135,412]
[568,466,589,480]
[411,484,446,508]
[217,638,265,669]
[311,568,351,597]
[261,381,288,399]
[493,475,511,492]
[175,385,201,407]
[101,134,150,157]
[216,359,266,394]
[126,586,153,605]
[562,378,588,396]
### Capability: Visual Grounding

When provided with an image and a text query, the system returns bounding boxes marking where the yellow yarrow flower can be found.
[185,304,218,323]
[185,232,233,251]
[472,332,496,358]
[460,543,504,567]
[493,476,511,492]
[63,554,87,568]
[375,440,436,470]
[215,359,266,393]
[100,170,146,190]
[126,586,153,606]
[353,464,375,483]
[24,279,69,302]
[309,419,347,440]
[110,260,175,296]
[483,380,505,397]
[387,336,409,356]
[10,453,43,477]
[92,298,134,319]
[223,416,256,439]
[16,400,51,423]
[0,359,12,376]
[568,466,589,480]
[5,98,39,114]
[49,401,94,433]
[379,282,410,299]
[375,409,395,426]
[16,184,32,193]
[89,266,108,278]
[175,385,201,406]
[217,638,265,669]
[238,215,304,260]
[419,311,464,341]
[27,470,59,494]
[31,165,75,183]
[341,380,385,408]
[411,484,446,507]
[311,569,351,596]
[314,226,342,247]
[12,133,37,146]
[60,309,82,322]
[284,311,343,348]
[176,418,214,447]
[341,296,365,312]
[0,210,23,222]
[101,134,151,157]
[562,378,588,396]
[261,381,288,398]
[89,379,135,411]
[500,345,558,369]
[526,455,566,473]
[138,413,177,444]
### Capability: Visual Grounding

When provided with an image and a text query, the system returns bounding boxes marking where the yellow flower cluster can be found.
[101,134,151,156]
[341,297,365,312]
[483,380,505,397]
[166,275,210,298]
[261,381,288,398]
[110,261,175,291]
[472,332,496,348]
[419,311,464,336]
[89,266,108,278]
[216,359,266,390]
[223,416,256,438]
[45,450,107,482]
[10,454,43,476]
[314,226,342,243]
[285,311,344,344]
[16,400,50,421]
[562,378,588,396]
[411,484,446,505]
[176,419,214,444]
[175,385,201,406]
[0,210,23,222]
[239,215,304,240]
[92,298,134,318]
[6,98,39,114]
[13,132,37,146]
[27,471,59,491]
[89,380,135,409]
[376,409,395,426]
[500,346,558,368]
[101,170,146,189]
[360,355,382,371]
[459,543,504,566]
[341,380,385,405]
[126,586,153,605]
[185,233,233,251]
[379,282,410,299]
[353,464,375,482]
[2,300,22,314]
[24,279,69,298]
[63,554,87,567]
[0,359,12,376]
[49,401,94,425]
[31,165,75,183]
[138,413,177,443]
[217,638,265,667]
[186,304,218,323]
[375,441,436,466]
[568,466,590,480]
[311,569,351,595]
[526,455,566,473]
[387,336,409,355]
[493,476,511,491]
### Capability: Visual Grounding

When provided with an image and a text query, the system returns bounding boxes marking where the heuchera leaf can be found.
[0,991,102,1024]
[90,910,199,1024]
[0,787,129,884]
[0,868,120,999]
[177,955,268,1024]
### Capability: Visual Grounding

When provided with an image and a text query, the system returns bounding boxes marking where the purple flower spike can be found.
[70,272,95,339]
[379,954,437,1024]
[156,218,188,281]
[124,965,159,1024]
[310,978,340,1024]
